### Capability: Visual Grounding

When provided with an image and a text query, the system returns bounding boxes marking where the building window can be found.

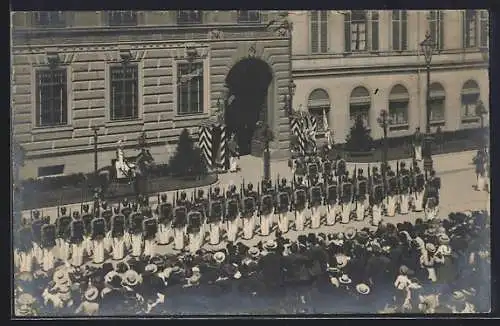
[349,86,371,128]
[38,165,65,178]
[428,10,444,50]
[238,11,261,23]
[32,11,66,27]
[344,11,379,53]
[388,84,409,130]
[463,10,478,48]
[311,11,328,54]
[177,62,204,115]
[107,11,137,26]
[35,68,68,127]
[110,64,139,121]
[480,10,489,47]
[307,89,331,136]
[461,80,481,123]
[429,82,446,125]
[392,10,408,51]
[177,11,202,24]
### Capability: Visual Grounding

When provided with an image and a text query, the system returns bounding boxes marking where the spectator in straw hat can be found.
[16,293,38,316]
[75,286,100,316]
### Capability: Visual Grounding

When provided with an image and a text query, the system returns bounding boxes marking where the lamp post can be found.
[91,124,101,176]
[257,121,274,181]
[285,79,296,117]
[475,100,487,148]
[420,31,435,172]
[377,109,391,177]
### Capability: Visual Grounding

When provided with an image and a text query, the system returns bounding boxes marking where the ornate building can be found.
[11,11,292,178]
[290,10,489,143]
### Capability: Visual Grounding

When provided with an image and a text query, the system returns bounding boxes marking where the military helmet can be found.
[198,189,204,197]
[101,201,108,210]
[358,168,363,175]
[214,187,220,194]
[60,206,67,216]
[180,192,187,200]
[247,183,253,190]
[113,206,120,214]
[82,204,89,213]
[122,198,129,206]
[281,178,287,185]
[160,194,167,202]
[297,176,303,183]
[72,211,80,219]
[400,162,406,168]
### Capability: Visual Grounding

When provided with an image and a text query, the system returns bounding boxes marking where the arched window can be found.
[349,86,371,128]
[429,82,446,126]
[461,80,480,123]
[388,84,409,130]
[307,89,331,135]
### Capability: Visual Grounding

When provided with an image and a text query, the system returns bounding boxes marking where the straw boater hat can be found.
[84,286,99,301]
[53,269,70,286]
[264,240,278,250]
[425,243,437,253]
[17,293,36,306]
[145,264,158,274]
[336,254,350,268]
[344,227,357,240]
[214,251,226,264]
[356,283,371,295]
[399,265,409,275]
[187,271,201,285]
[192,266,200,274]
[339,274,352,284]
[452,291,466,302]
[438,234,450,245]
[330,277,340,288]
[248,247,260,258]
[123,270,142,287]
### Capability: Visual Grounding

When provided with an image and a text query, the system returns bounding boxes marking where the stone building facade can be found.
[290,10,489,144]
[11,11,292,179]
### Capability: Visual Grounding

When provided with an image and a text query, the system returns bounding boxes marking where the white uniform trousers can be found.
[310,206,321,229]
[104,232,113,253]
[278,212,290,234]
[295,211,306,231]
[372,204,382,226]
[242,216,255,240]
[55,238,63,260]
[415,145,422,161]
[425,203,439,221]
[71,242,84,267]
[157,224,171,245]
[92,239,105,264]
[400,193,410,214]
[209,222,221,245]
[144,238,156,257]
[130,234,143,257]
[340,203,351,224]
[326,204,339,226]
[60,240,71,262]
[173,227,186,251]
[17,250,33,273]
[112,237,126,261]
[386,196,397,217]
[355,200,365,221]
[42,247,55,272]
[229,156,239,172]
[188,231,203,254]
[260,214,272,236]
[477,174,486,191]
[32,242,43,265]
[226,218,239,243]
[83,236,93,256]
[413,191,424,212]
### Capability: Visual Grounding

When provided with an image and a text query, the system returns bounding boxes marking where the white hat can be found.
[264,240,278,250]
[188,272,201,285]
[437,234,450,245]
[335,255,350,268]
[53,269,70,286]
[452,291,465,302]
[123,270,141,287]
[192,266,200,274]
[344,227,356,240]
[248,247,260,258]
[214,251,226,264]
[339,274,352,284]
[233,271,242,279]
[425,243,437,252]
[145,264,158,274]
[84,286,99,301]
[17,293,36,305]
[104,271,119,284]
[399,265,409,275]
[329,277,340,288]
[356,283,370,295]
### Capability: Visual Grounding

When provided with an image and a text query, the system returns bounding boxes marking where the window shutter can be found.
[344,11,351,52]
[429,11,436,47]
[371,11,379,51]
[61,69,67,124]
[480,10,488,47]
[311,11,319,53]
[439,11,445,50]
[320,11,328,53]
[401,10,408,50]
[392,12,400,51]
[462,11,467,48]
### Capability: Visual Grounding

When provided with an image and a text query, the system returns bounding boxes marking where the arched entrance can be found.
[225,58,273,155]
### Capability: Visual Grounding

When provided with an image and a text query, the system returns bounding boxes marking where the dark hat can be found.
[400,162,406,168]
[160,194,167,202]
[102,263,114,276]
[198,189,204,196]
[82,204,89,213]
[358,168,363,174]
[281,178,287,184]
[247,183,254,190]
[307,233,317,244]
[60,206,67,215]
[32,210,40,219]
[113,206,120,214]
[180,192,187,199]
[101,201,108,209]
[122,198,129,205]
[214,187,220,193]
[72,211,81,219]
[430,170,436,176]
[298,235,307,245]
[116,262,129,274]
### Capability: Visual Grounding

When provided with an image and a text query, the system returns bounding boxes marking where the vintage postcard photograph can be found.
[11,10,490,317]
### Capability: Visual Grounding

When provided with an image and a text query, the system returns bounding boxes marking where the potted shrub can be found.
[169,129,208,180]
[344,115,374,158]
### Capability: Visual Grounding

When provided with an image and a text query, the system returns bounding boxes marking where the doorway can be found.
[225,58,273,156]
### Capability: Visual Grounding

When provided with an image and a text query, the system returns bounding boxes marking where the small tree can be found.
[169,129,208,178]
[345,115,373,152]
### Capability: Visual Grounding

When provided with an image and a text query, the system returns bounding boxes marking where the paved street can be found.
[18,150,489,265]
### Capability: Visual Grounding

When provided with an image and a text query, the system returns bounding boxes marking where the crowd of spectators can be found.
[14,210,490,316]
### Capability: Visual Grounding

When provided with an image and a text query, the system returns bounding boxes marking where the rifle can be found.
[353,164,357,207]
[367,164,372,205]
[396,160,400,196]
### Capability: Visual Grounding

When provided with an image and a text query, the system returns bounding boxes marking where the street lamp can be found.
[420,31,435,172]
[91,124,101,176]
[475,100,487,148]
[286,79,296,116]
[377,109,392,177]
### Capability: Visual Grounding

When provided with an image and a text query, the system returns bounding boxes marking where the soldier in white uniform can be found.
[129,212,144,257]
[325,175,339,226]
[40,223,56,272]
[30,210,45,266]
[309,178,323,229]
[143,216,158,257]
[259,186,274,236]
[225,190,240,243]
[386,169,398,217]
[293,176,308,231]
[156,194,173,245]
[242,183,257,240]
[187,210,203,254]
[277,178,292,234]
[208,187,223,245]
[412,165,426,212]
[15,219,34,273]
[69,212,85,267]
[172,206,187,251]
[355,169,368,221]
[81,205,94,257]
[55,207,72,262]
[91,216,106,264]
[340,175,353,224]
[110,210,126,261]
[399,162,411,215]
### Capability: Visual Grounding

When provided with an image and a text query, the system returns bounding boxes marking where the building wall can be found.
[11,11,291,179]
[290,10,489,143]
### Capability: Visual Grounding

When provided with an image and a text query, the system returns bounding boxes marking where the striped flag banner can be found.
[199,118,228,171]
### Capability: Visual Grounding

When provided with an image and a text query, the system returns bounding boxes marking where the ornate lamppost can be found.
[420,31,435,172]
[284,79,297,117]
[91,124,101,176]
[377,109,392,178]
[475,100,487,148]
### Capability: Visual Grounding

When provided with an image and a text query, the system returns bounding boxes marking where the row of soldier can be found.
[15,157,441,274]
